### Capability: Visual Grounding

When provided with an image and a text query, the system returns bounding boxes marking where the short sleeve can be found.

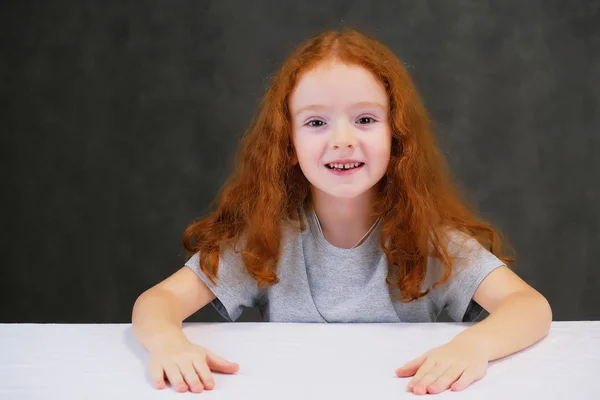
[185,248,260,322]
[427,231,505,322]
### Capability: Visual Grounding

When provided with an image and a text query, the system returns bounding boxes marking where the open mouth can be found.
[325,162,365,171]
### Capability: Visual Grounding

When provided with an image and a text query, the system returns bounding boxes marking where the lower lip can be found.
[326,164,364,176]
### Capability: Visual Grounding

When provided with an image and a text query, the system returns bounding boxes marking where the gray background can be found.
[1,0,599,323]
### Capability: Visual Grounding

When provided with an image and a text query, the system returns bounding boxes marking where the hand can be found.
[148,339,240,393]
[395,337,488,395]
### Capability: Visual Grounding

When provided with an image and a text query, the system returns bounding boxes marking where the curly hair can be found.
[182,28,514,303]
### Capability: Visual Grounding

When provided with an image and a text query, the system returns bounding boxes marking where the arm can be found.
[132,267,239,393]
[453,265,552,360]
[132,266,216,352]
[397,265,552,394]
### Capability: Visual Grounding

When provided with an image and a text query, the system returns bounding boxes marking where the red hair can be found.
[183,28,514,302]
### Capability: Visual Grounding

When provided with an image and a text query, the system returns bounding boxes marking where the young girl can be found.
[132,28,552,396]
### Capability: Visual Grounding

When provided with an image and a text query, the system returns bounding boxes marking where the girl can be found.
[132,29,552,396]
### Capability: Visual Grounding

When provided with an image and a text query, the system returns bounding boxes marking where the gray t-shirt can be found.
[185,204,504,323]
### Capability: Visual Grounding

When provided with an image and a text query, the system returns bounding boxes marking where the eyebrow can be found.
[293,101,386,117]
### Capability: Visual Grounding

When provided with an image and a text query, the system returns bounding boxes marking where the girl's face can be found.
[289,61,392,200]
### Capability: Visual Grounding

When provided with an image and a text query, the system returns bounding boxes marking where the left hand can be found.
[395,337,489,395]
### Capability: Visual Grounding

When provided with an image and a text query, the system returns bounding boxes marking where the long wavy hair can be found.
[183,28,514,303]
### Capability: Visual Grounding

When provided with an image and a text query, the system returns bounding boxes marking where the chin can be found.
[318,185,371,200]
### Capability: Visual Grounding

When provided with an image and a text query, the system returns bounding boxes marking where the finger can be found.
[396,355,426,377]
[163,362,188,393]
[411,364,449,395]
[406,358,435,390]
[205,349,240,374]
[148,362,166,389]
[193,359,215,390]
[451,366,485,392]
[426,365,464,394]
[179,362,204,393]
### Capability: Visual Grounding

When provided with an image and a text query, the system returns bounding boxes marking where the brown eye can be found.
[307,120,325,127]
[357,117,375,124]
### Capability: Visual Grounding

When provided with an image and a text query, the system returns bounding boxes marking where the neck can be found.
[310,187,379,249]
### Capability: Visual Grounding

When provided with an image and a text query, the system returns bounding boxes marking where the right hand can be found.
[148,339,240,393]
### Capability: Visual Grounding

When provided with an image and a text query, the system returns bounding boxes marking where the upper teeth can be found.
[327,162,362,169]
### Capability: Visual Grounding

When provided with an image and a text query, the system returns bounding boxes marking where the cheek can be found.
[367,130,392,160]
[291,146,312,175]
[294,138,322,164]
[291,133,305,163]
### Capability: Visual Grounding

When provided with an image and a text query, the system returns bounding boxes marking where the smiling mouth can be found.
[325,162,365,171]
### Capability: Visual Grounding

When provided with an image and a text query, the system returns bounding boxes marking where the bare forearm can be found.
[453,291,552,361]
[132,288,189,351]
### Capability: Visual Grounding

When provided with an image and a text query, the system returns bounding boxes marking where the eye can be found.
[306,119,326,128]
[357,116,376,125]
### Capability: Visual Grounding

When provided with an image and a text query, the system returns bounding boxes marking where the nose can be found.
[329,124,357,150]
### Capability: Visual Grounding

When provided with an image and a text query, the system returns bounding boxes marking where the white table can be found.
[1,321,599,399]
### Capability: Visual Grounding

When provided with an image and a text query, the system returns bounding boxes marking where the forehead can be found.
[289,61,388,110]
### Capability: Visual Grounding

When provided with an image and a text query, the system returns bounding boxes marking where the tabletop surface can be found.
[2,321,599,399]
